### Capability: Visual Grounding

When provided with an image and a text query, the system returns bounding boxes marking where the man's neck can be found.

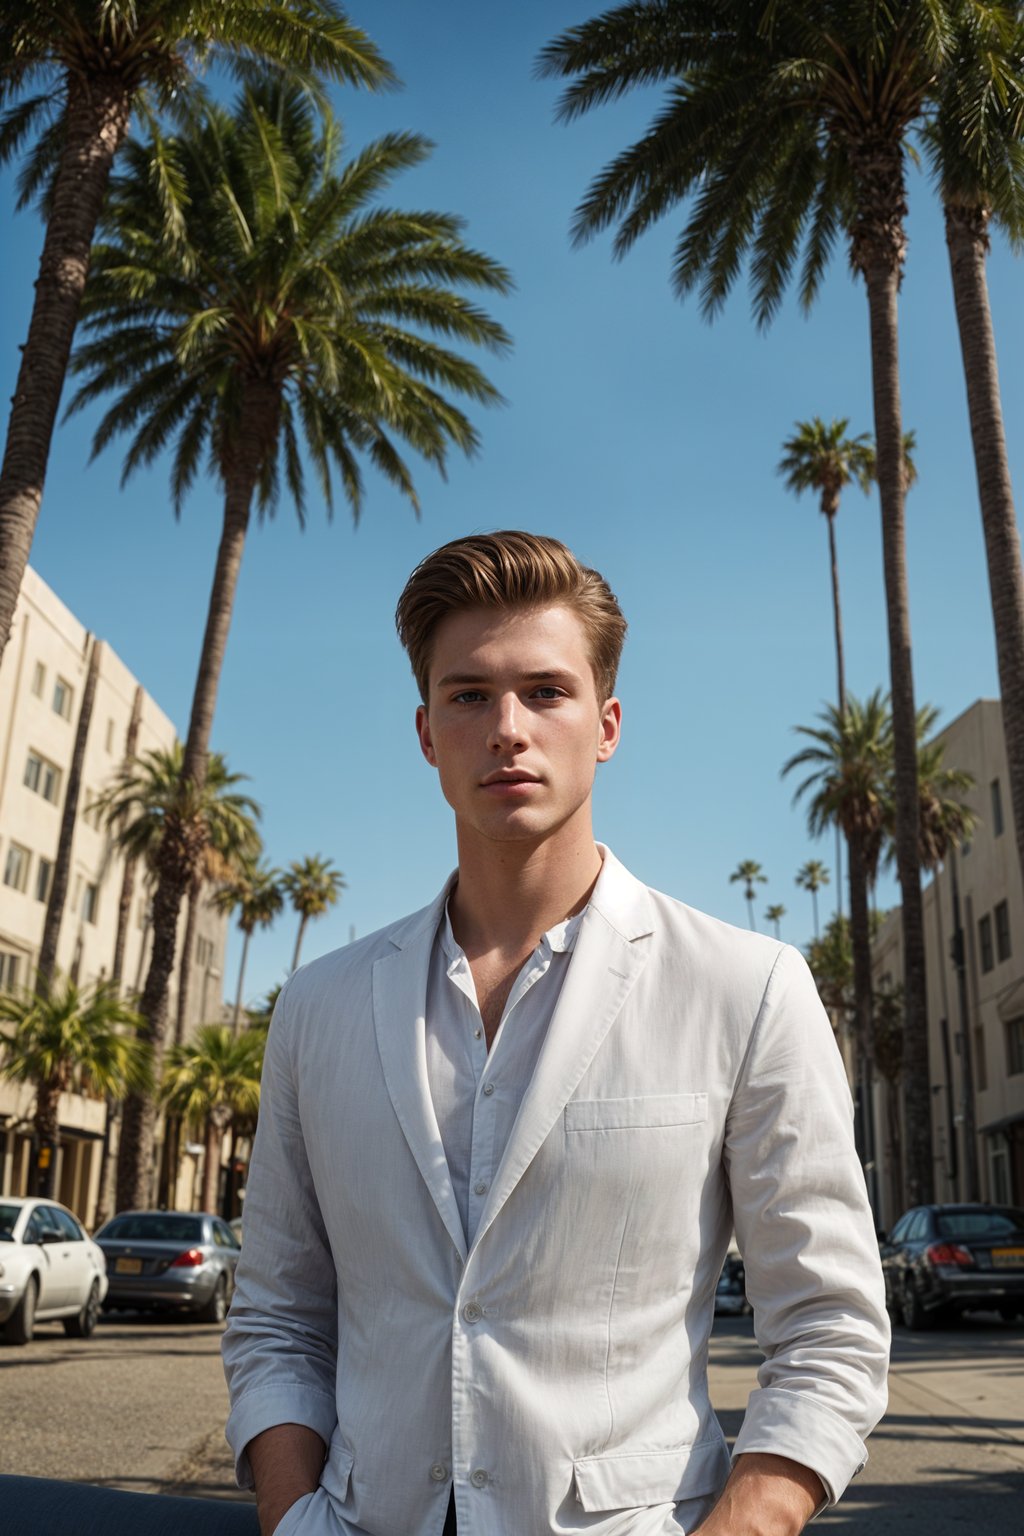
[448,821,603,961]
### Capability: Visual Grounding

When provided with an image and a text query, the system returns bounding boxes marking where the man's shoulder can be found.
[277,894,440,1009]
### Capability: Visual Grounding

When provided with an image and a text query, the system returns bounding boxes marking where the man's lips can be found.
[480,772,542,790]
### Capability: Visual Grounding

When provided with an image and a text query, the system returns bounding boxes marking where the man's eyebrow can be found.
[434,668,581,689]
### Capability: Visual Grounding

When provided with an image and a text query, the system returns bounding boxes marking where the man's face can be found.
[416,604,621,847]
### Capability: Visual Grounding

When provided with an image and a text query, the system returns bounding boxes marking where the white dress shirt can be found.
[425,896,586,1246]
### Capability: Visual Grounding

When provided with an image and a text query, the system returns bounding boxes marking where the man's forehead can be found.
[428,605,592,682]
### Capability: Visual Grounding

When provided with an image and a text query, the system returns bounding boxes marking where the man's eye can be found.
[453,691,485,705]
[533,686,564,700]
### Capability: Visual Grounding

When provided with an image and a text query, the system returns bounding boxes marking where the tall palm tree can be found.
[283,854,346,972]
[923,5,1024,894]
[0,2,394,672]
[212,861,285,1034]
[778,419,875,711]
[795,859,830,939]
[0,976,151,1198]
[68,82,512,1209]
[538,0,960,1200]
[764,903,786,940]
[162,1023,263,1215]
[729,860,767,932]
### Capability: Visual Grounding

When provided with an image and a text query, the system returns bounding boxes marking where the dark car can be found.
[94,1210,240,1324]
[880,1202,1024,1328]
[714,1255,751,1317]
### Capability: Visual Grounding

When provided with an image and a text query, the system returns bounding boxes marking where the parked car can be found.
[229,1217,243,1246]
[0,1196,108,1345]
[94,1209,240,1324]
[714,1254,751,1317]
[880,1203,1024,1328]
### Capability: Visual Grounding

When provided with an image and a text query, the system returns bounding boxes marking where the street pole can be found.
[949,848,980,1201]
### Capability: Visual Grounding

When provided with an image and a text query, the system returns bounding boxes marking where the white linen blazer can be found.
[223,847,889,1536]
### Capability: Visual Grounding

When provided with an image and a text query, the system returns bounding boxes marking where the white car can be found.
[0,1196,108,1344]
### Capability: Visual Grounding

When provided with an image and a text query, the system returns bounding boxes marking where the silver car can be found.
[94,1209,240,1324]
[0,1197,108,1345]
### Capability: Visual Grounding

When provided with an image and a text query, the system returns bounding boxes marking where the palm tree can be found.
[162,1023,263,1215]
[0,976,151,1198]
[283,855,346,972]
[924,6,1024,894]
[729,860,767,932]
[778,419,874,711]
[795,859,830,940]
[68,82,512,1210]
[538,0,955,1200]
[212,862,285,1034]
[764,903,786,940]
[0,2,394,672]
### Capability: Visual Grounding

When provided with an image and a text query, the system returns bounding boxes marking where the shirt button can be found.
[474,1181,488,1196]
[470,1468,489,1489]
[463,1301,482,1323]
[430,1463,449,1482]
[482,1082,495,1096]
[474,1028,482,1039]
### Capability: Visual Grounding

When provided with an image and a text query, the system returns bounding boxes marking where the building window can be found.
[31,661,45,698]
[995,900,1011,963]
[979,913,994,974]
[52,676,73,720]
[0,950,20,989]
[3,842,30,893]
[82,883,99,925]
[991,778,1004,837]
[974,1026,987,1093]
[105,718,115,754]
[24,750,62,805]
[35,857,53,904]
[1006,1016,1024,1077]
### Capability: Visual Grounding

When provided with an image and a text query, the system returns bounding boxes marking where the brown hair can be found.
[396,530,627,704]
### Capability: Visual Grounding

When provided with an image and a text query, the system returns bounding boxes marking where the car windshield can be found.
[0,1203,20,1240]
[936,1208,1024,1241]
[98,1214,204,1244]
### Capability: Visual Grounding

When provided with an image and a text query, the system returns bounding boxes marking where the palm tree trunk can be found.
[0,76,132,670]
[858,193,932,1204]
[746,894,756,932]
[945,201,1024,893]
[32,1078,62,1200]
[292,913,308,973]
[120,388,274,1210]
[233,929,252,1035]
[811,886,820,940]
[176,877,202,1047]
[37,637,101,989]
[201,1113,222,1216]
[110,685,144,989]
[848,836,877,1215]
[824,508,847,713]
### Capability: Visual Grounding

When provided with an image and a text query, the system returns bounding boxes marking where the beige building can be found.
[0,567,229,1223]
[872,699,1024,1227]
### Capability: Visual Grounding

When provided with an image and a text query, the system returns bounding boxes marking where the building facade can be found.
[871,699,1024,1227]
[0,567,230,1224]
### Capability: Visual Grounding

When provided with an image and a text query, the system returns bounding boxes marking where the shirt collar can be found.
[440,893,588,969]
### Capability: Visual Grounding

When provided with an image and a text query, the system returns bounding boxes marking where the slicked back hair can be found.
[396,530,627,705]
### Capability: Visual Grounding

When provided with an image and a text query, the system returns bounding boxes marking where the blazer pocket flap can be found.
[574,1439,729,1512]
[565,1093,708,1132]
[319,1438,354,1502]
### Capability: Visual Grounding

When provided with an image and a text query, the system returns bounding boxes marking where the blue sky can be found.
[2,0,1020,1009]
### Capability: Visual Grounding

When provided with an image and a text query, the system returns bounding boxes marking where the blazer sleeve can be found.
[723,943,890,1506]
[222,977,339,1487]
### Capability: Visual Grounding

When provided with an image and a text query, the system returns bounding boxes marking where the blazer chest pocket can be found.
[565,1093,707,1132]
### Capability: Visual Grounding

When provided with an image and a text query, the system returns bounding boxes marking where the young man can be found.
[223,531,889,1536]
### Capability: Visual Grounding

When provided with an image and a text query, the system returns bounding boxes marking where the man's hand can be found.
[694,1453,826,1536]
[247,1422,327,1536]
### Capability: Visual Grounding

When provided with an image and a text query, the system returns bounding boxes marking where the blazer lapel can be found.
[469,850,655,1255]
[372,886,468,1262]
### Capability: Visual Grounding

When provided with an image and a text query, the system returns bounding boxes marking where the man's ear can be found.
[416,704,438,767]
[596,697,622,763]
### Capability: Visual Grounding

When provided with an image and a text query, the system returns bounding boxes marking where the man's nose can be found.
[488,693,528,752]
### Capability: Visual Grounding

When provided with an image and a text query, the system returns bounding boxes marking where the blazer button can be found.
[470,1469,489,1488]
[429,1463,449,1482]
[482,1083,495,1096]
[463,1301,482,1323]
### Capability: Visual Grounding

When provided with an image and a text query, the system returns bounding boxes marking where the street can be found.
[1,1311,1022,1529]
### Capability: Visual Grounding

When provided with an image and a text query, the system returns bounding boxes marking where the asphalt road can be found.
[2,1307,1023,1530]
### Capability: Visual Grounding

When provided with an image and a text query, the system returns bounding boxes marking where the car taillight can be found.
[925,1242,974,1267]
[170,1247,205,1268]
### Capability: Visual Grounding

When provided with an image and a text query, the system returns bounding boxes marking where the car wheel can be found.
[195,1274,228,1325]
[64,1280,101,1339]
[901,1277,931,1331]
[4,1277,38,1346]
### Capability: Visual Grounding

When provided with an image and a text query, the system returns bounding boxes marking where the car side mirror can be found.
[39,1230,62,1245]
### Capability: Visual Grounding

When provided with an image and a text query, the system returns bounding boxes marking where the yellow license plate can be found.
[992,1247,1024,1268]
[115,1257,142,1275]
